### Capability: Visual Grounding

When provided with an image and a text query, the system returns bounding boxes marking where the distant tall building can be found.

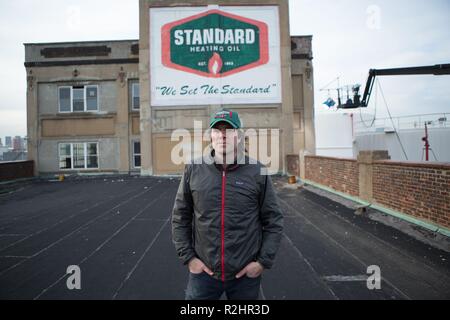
[0,137,2,146]
[5,136,12,148]
[13,136,23,151]
[24,136,28,152]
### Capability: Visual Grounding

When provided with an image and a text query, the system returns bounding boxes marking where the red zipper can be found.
[221,170,226,282]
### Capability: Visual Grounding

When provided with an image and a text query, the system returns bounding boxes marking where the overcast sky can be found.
[0,0,449,140]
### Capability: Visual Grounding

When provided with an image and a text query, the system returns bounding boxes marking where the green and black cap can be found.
[209,109,241,129]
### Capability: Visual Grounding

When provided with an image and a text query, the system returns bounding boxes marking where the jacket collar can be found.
[211,149,241,172]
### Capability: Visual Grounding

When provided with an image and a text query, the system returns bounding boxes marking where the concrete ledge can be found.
[374,160,450,170]
[305,155,357,162]
[0,177,37,186]
[0,160,34,181]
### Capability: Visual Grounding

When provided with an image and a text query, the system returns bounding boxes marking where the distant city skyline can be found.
[0,135,26,148]
[0,135,27,162]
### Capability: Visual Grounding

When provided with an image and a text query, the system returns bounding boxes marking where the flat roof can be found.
[0,175,448,299]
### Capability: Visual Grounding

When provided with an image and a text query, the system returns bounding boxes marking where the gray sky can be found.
[0,0,449,140]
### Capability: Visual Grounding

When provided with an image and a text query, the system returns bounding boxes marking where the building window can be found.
[132,83,140,110]
[133,141,141,168]
[59,143,72,169]
[73,143,85,168]
[58,85,98,113]
[59,142,99,170]
[86,86,98,111]
[87,142,99,168]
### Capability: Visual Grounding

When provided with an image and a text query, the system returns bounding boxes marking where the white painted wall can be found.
[315,113,354,158]
[354,127,450,162]
[315,111,450,163]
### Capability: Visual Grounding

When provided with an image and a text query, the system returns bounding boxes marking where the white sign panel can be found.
[150,6,281,106]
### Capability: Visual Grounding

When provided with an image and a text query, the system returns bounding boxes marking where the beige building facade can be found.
[25,0,315,176]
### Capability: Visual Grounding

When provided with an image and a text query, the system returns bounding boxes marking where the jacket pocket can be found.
[228,177,259,208]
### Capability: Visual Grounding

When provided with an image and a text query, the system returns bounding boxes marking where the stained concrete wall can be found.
[355,128,450,162]
[25,40,139,176]
[291,46,315,156]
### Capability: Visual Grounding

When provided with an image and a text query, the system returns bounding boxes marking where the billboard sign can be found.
[150,6,281,106]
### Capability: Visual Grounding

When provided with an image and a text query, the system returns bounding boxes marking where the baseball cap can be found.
[209,109,241,129]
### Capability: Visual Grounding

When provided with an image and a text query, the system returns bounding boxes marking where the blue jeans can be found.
[185,272,262,300]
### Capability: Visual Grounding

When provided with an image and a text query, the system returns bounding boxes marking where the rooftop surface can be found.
[0,175,449,300]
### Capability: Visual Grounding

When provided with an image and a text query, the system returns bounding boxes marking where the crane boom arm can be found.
[360,64,450,107]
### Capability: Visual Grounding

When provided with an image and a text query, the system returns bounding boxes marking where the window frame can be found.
[58,142,100,170]
[132,140,141,169]
[58,86,73,113]
[58,143,72,170]
[85,85,99,112]
[131,83,140,111]
[86,142,99,169]
[58,85,99,113]
[72,87,85,113]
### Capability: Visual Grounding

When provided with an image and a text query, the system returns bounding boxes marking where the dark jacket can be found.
[171,156,284,282]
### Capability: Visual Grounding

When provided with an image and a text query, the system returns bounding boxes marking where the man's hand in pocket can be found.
[188,258,214,275]
[235,261,264,279]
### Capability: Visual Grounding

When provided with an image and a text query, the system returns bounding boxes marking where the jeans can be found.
[185,272,262,300]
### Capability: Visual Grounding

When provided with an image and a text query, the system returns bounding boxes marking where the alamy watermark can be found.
[66,265,81,290]
[367,265,381,290]
[66,5,81,31]
[170,121,280,175]
[366,5,382,30]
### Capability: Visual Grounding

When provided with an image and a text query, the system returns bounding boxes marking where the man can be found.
[172,109,284,300]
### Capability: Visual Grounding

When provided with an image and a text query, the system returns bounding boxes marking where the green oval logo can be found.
[162,10,269,78]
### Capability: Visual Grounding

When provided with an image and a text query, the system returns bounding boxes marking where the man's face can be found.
[211,122,238,156]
